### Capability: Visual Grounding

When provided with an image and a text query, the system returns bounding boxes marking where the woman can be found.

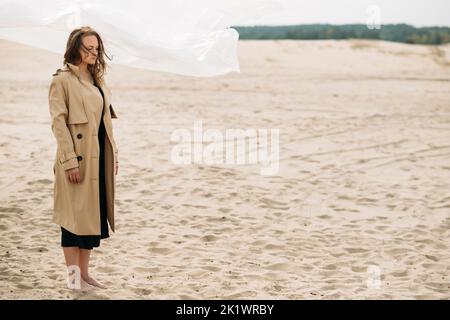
[48,26,119,290]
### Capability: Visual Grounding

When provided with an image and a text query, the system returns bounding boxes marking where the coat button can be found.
[77,133,82,139]
[77,155,83,161]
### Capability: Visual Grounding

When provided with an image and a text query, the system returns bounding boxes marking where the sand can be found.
[0,38,449,299]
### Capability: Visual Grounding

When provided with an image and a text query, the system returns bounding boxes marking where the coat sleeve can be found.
[48,76,79,171]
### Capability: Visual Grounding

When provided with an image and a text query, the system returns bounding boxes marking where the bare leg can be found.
[63,247,96,291]
[63,247,79,267]
[79,248,107,289]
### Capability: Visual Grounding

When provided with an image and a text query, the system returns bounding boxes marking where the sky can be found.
[241,0,450,27]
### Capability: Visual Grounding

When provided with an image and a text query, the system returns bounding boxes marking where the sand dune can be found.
[0,39,449,299]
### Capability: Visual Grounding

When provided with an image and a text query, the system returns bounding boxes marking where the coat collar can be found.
[65,62,81,79]
[65,61,106,87]
[63,62,116,119]
[65,62,104,85]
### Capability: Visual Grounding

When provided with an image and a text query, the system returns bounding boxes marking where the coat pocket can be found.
[77,154,86,182]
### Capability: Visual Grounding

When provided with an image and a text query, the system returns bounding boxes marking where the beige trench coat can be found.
[48,62,118,235]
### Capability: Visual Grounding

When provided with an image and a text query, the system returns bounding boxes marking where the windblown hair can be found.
[63,26,112,85]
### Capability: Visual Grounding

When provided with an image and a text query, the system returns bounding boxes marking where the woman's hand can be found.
[65,167,81,184]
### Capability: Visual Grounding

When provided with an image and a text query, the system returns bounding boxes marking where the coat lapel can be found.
[98,81,111,117]
[65,62,117,144]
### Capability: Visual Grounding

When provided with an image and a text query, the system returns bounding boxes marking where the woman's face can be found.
[79,35,99,65]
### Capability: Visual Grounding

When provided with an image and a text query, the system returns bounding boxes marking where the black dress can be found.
[61,83,109,250]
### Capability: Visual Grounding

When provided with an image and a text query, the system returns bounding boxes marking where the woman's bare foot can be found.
[80,278,98,291]
[81,274,108,289]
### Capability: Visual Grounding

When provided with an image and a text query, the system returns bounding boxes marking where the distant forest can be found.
[232,24,450,45]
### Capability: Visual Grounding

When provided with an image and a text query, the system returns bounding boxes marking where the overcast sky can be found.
[242,0,450,27]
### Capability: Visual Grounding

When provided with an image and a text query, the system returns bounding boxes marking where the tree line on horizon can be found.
[232,24,450,45]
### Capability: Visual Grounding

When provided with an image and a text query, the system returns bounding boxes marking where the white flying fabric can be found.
[0,0,285,77]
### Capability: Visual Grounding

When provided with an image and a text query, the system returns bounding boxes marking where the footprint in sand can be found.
[148,247,172,254]
[258,197,290,210]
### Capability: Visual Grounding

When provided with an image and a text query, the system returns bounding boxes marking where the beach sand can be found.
[0,39,449,299]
